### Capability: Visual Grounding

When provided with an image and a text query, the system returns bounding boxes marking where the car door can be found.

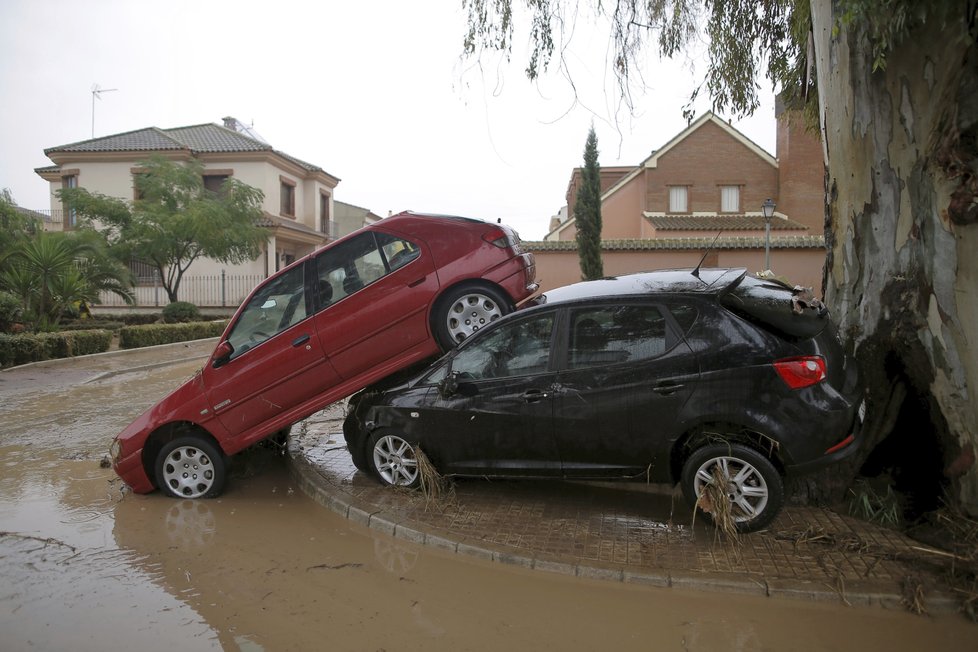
[553,303,699,478]
[311,231,439,380]
[205,260,341,440]
[419,310,560,476]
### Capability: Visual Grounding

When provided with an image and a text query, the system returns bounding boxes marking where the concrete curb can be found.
[83,354,210,383]
[1,337,218,379]
[286,452,960,612]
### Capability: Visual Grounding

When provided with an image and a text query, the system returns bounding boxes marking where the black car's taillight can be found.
[773,356,826,389]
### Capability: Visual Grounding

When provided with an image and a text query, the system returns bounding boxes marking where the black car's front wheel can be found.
[368,430,420,489]
[681,443,783,533]
[155,435,227,499]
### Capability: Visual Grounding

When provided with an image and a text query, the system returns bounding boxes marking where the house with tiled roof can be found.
[533,106,827,291]
[35,117,341,304]
[333,200,382,239]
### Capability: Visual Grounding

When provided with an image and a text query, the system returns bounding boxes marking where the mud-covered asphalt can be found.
[1,347,976,651]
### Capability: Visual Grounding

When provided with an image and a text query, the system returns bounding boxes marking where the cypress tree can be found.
[575,126,603,280]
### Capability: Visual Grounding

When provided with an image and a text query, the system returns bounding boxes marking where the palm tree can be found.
[0,230,133,331]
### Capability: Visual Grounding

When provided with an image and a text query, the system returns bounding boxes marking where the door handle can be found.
[408,276,427,288]
[521,389,549,402]
[292,334,311,347]
[652,382,684,396]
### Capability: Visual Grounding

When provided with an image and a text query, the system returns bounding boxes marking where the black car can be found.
[344,268,863,532]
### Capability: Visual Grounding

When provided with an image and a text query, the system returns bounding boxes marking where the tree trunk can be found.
[810,2,978,514]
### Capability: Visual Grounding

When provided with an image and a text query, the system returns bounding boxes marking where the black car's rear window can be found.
[719,276,827,340]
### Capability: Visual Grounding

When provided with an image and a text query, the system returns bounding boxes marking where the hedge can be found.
[0,329,113,367]
[119,320,228,349]
[162,301,201,323]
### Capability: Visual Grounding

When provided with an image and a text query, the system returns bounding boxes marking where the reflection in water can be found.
[374,537,420,575]
[165,500,217,548]
[0,450,220,652]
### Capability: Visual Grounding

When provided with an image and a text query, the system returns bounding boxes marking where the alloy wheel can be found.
[372,434,419,487]
[691,455,770,523]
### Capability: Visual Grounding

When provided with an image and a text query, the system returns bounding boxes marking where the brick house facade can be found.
[533,107,826,293]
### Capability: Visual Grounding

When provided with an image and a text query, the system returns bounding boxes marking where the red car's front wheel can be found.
[155,436,227,499]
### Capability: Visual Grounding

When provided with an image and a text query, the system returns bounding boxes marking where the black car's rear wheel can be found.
[155,436,227,499]
[368,430,420,488]
[681,443,783,533]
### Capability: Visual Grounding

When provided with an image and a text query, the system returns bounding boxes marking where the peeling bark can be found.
[812,2,978,513]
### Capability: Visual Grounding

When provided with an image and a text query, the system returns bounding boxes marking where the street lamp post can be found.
[762,198,776,271]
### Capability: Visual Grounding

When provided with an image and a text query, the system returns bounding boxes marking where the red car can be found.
[110,211,538,498]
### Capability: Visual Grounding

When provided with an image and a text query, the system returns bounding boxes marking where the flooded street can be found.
[2,353,976,651]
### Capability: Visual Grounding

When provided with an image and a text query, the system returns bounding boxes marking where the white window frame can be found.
[668,186,688,213]
[720,185,740,213]
[62,174,78,227]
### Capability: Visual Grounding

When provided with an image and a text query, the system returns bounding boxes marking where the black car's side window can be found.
[451,313,554,380]
[226,263,307,359]
[313,233,421,312]
[567,305,667,369]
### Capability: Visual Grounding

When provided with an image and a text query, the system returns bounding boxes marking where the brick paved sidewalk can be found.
[290,403,960,613]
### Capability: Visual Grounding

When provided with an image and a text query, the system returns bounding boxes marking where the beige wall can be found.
[47,160,138,210]
[600,173,645,239]
[46,156,334,235]
[41,155,336,294]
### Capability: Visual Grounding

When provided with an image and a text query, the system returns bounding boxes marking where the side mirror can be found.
[212,341,234,368]
[438,371,459,398]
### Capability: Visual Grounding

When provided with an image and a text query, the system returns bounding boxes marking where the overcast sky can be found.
[0,0,777,240]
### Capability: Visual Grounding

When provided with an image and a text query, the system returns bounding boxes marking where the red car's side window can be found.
[313,232,420,313]
[226,264,306,359]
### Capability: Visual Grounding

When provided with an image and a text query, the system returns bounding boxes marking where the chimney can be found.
[222,116,238,131]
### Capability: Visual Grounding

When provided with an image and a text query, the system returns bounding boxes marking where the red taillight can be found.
[773,356,826,389]
[825,433,855,455]
[482,227,519,250]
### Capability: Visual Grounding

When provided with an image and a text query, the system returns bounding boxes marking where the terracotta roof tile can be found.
[644,213,809,231]
[164,124,270,153]
[44,122,335,177]
[526,235,825,251]
[45,127,185,154]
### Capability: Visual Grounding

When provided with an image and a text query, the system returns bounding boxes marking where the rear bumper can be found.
[785,400,865,476]
[486,253,538,305]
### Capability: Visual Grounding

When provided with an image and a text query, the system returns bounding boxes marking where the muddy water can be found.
[2,358,977,651]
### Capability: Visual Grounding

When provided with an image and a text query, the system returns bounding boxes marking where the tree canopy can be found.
[461,0,958,120]
[60,156,267,302]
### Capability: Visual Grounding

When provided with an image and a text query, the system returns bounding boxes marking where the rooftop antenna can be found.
[691,231,723,280]
[91,84,118,137]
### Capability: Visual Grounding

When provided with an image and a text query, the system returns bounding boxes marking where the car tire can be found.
[367,430,420,489]
[155,435,228,499]
[680,442,783,533]
[433,283,511,351]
